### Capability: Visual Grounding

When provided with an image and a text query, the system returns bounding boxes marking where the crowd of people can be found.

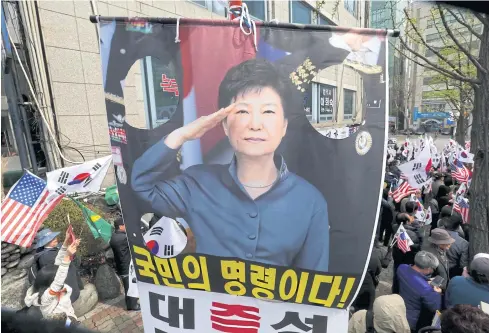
[349,139,489,333]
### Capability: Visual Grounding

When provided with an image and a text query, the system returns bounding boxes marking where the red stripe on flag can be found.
[179,25,257,156]
[19,194,64,247]
[3,190,49,244]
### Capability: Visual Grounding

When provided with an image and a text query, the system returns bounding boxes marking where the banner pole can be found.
[89,15,400,37]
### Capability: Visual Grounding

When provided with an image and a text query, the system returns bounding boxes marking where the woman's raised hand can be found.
[165,104,235,150]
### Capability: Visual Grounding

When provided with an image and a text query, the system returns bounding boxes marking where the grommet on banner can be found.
[175,17,181,43]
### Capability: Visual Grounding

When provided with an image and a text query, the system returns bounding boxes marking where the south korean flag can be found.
[143,216,187,258]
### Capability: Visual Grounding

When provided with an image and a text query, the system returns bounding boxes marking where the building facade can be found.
[408,1,481,131]
[4,0,366,184]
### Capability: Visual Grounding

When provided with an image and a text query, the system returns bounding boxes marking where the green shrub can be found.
[43,199,112,257]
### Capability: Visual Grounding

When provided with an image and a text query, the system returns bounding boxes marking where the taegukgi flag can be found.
[46,155,112,194]
[143,216,188,258]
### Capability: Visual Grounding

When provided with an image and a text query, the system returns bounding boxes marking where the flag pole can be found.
[70,197,103,239]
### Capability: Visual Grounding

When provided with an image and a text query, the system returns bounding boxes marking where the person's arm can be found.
[293,203,329,272]
[445,279,454,308]
[131,139,192,218]
[421,285,442,312]
[41,241,79,305]
[131,104,235,219]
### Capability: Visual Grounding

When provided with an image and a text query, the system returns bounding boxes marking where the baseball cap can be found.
[470,255,489,281]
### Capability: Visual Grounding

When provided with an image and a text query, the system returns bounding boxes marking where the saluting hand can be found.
[165,104,235,150]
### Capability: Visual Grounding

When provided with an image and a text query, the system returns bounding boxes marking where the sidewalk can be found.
[79,295,143,333]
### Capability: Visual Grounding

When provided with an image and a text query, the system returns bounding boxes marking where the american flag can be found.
[453,198,470,224]
[391,181,417,203]
[450,159,471,183]
[1,172,64,247]
[395,225,412,253]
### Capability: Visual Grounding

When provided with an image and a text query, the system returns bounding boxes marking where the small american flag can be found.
[1,172,64,247]
[391,181,417,203]
[450,159,471,183]
[395,226,412,254]
[453,198,470,224]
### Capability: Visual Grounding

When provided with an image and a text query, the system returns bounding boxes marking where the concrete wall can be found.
[36,0,364,186]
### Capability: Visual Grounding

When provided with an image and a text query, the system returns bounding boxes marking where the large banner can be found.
[97,16,387,332]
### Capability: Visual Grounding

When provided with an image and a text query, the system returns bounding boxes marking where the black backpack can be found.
[365,310,376,333]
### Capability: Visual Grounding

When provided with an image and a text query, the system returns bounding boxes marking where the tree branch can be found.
[446,7,482,40]
[438,4,488,75]
[473,12,488,27]
[394,38,480,84]
[403,8,468,78]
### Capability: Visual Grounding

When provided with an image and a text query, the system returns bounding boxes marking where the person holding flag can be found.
[391,215,423,294]
[29,228,83,304]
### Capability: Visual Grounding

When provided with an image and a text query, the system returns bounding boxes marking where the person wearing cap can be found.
[30,228,82,303]
[423,228,455,289]
[110,218,140,311]
[445,253,489,308]
[439,214,469,278]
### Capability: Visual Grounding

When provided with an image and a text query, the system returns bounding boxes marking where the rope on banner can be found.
[229,2,257,51]
[175,17,181,43]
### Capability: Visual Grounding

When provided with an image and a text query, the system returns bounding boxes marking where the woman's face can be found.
[223,87,287,158]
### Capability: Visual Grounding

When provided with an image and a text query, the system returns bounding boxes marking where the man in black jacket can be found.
[31,228,82,303]
[110,218,139,311]
[378,188,395,246]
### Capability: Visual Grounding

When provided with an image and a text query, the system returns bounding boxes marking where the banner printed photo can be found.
[97,18,388,316]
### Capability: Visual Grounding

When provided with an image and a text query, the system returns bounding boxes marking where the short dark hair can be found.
[444,175,454,187]
[441,304,489,333]
[218,59,291,118]
[442,214,462,231]
[440,205,453,218]
[405,201,416,214]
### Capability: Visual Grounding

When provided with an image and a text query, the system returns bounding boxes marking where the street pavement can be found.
[79,295,143,333]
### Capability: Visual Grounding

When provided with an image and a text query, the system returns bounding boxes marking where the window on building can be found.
[290,0,312,24]
[140,56,180,129]
[344,0,357,18]
[318,84,336,122]
[318,14,335,26]
[245,0,266,20]
[343,89,356,120]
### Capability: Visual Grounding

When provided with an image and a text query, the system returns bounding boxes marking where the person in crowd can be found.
[30,229,82,303]
[424,228,455,289]
[437,206,465,239]
[445,253,489,308]
[392,213,423,294]
[431,172,444,198]
[443,175,454,188]
[436,186,451,210]
[110,218,140,311]
[24,230,80,326]
[440,304,489,333]
[440,214,468,278]
[378,188,395,246]
[396,251,442,332]
[352,241,391,311]
[348,294,411,333]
